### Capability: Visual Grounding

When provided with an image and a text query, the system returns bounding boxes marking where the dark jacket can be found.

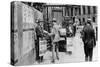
[82,25,96,48]
[35,25,44,38]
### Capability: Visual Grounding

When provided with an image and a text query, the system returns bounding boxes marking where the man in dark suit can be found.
[35,19,44,62]
[81,19,96,61]
[35,19,49,63]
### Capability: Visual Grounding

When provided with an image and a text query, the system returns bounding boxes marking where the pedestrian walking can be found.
[73,23,76,36]
[81,19,96,61]
[49,18,60,63]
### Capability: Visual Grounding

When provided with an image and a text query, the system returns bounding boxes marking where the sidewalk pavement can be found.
[16,30,98,65]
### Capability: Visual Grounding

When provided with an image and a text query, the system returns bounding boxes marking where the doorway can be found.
[52,11,63,25]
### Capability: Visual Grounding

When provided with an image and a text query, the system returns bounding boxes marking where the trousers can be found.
[84,45,93,61]
[52,42,59,62]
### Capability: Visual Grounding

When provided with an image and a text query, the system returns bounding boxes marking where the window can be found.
[79,18,81,25]
[83,6,85,14]
[93,17,95,22]
[71,8,73,16]
[93,6,96,14]
[75,8,77,15]
[79,7,81,15]
[83,18,85,22]
[87,6,91,14]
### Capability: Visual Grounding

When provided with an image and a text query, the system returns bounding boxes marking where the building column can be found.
[31,3,33,7]
[73,8,75,16]
[85,6,88,21]
[63,7,65,17]
[80,6,83,23]
[65,7,68,16]
[81,6,83,15]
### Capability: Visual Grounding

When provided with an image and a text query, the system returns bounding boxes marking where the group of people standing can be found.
[35,18,63,63]
[34,17,97,63]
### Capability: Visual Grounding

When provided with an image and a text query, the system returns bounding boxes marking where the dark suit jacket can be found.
[82,25,96,48]
[35,25,44,38]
